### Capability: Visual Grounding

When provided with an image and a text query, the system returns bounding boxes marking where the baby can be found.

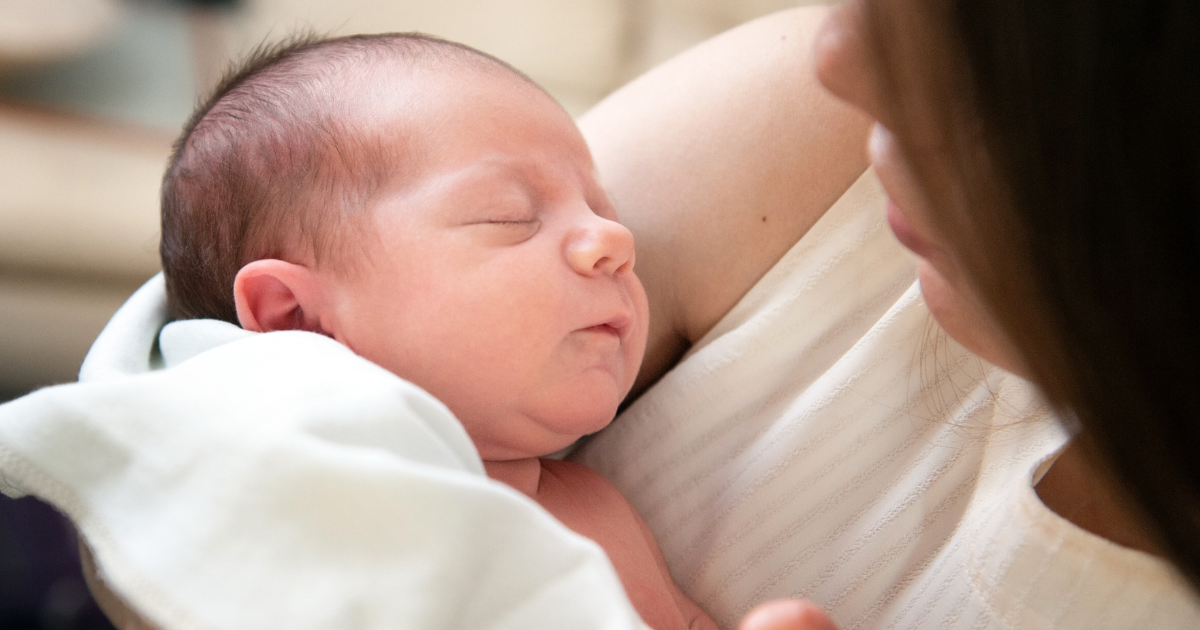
[159,33,715,630]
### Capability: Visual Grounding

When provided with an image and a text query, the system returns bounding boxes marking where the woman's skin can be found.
[578,7,872,397]
[739,600,839,630]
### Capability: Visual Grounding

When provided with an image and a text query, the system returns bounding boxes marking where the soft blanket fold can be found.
[0,276,646,630]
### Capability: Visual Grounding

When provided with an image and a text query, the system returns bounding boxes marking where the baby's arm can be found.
[616,475,717,630]
[535,459,716,630]
[628,501,719,630]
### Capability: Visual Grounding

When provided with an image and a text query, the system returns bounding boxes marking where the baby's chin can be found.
[474,403,619,461]
[552,393,622,433]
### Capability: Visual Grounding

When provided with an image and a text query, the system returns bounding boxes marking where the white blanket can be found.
[0,277,647,630]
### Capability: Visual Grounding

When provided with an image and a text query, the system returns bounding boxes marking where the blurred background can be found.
[0,0,823,627]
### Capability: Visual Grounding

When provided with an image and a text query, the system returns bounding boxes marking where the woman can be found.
[816,0,1200,575]
[575,0,1198,628]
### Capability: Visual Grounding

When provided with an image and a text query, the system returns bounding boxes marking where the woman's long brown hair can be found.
[867,0,1200,588]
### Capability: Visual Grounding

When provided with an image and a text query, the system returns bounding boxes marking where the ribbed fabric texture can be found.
[574,170,1200,630]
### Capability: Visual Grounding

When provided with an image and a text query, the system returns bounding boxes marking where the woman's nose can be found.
[813,1,885,123]
[565,214,636,277]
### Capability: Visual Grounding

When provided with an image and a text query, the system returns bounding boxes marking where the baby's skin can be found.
[232,57,716,630]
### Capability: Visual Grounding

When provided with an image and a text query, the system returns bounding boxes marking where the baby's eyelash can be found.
[487,219,537,226]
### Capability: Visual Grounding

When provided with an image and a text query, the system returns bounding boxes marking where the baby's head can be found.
[161,33,648,460]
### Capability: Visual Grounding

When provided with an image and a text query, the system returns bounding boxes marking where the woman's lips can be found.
[871,124,941,261]
[886,199,936,259]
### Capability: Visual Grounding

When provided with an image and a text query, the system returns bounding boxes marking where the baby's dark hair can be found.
[161,32,537,323]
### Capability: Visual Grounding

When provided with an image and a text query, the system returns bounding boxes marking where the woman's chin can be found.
[917,260,1027,376]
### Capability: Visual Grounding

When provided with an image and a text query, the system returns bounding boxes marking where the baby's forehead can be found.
[343,60,568,158]
[351,52,537,109]
[296,49,586,214]
[322,58,534,153]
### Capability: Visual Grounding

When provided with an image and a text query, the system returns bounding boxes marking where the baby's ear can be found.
[233,260,328,334]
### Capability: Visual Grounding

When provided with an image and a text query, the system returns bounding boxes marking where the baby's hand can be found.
[738,600,838,630]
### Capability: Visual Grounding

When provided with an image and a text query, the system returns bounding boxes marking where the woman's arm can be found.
[580,6,871,395]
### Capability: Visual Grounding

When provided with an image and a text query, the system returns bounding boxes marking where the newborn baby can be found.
[159,33,715,630]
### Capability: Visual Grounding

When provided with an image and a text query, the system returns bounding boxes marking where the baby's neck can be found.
[483,457,544,497]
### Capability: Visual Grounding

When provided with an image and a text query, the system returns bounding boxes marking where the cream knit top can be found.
[574,170,1200,630]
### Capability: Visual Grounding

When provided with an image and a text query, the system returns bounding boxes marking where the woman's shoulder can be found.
[580,7,873,395]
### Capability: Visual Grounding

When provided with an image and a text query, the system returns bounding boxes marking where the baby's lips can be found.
[581,323,622,337]
[580,310,633,339]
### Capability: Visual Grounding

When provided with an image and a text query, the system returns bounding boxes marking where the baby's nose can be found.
[565,215,635,277]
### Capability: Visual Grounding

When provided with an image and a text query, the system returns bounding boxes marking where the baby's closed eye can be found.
[462,213,541,244]
[482,218,538,226]
[464,190,537,226]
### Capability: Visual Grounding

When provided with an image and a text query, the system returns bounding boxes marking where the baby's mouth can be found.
[581,323,622,338]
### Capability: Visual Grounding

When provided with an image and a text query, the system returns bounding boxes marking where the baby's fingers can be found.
[738,599,839,630]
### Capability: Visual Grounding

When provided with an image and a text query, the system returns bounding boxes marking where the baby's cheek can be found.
[626,292,651,384]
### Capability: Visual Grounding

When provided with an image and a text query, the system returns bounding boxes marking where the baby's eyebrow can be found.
[425,164,534,219]
[476,156,538,182]
[437,155,585,219]
[464,160,542,196]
